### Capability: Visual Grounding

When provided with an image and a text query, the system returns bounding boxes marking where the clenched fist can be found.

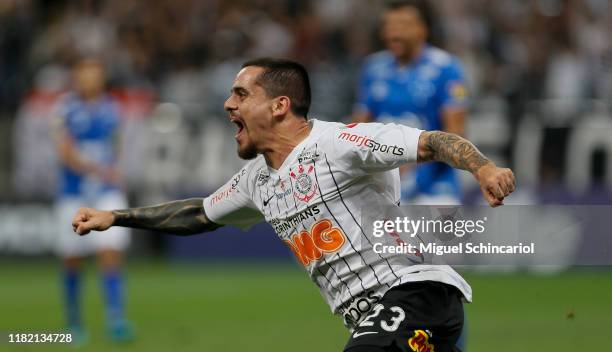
[475,163,516,207]
[72,207,115,235]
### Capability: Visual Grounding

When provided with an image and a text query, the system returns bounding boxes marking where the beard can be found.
[237,142,257,160]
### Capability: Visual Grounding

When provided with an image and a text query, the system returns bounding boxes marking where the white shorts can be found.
[55,191,130,258]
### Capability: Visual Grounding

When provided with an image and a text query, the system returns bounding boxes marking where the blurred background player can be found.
[53,57,133,343]
[353,0,468,206]
[352,1,469,349]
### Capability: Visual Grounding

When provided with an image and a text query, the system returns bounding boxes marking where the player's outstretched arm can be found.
[417,131,515,207]
[72,198,221,236]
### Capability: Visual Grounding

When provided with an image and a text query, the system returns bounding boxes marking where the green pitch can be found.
[1,260,610,351]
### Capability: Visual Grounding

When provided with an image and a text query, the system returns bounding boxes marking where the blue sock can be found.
[63,268,81,327]
[102,270,125,323]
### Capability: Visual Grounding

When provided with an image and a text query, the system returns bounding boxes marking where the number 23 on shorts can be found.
[353,304,406,338]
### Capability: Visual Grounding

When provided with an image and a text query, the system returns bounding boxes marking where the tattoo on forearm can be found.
[112,198,221,235]
[419,131,491,174]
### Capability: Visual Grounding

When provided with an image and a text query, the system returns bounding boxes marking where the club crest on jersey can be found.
[408,330,435,352]
[290,164,318,202]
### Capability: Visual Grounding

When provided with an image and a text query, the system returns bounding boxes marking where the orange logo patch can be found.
[285,219,346,266]
[408,330,434,352]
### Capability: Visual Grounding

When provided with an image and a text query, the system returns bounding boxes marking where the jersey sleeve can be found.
[203,167,264,230]
[332,122,423,173]
[437,59,469,110]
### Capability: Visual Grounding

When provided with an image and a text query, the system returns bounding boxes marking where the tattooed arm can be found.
[417,131,516,207]
[72,198,221,236]
[417,131,490,173]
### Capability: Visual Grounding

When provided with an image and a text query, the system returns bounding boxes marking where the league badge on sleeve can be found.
[449,81,468,102]
[256,168,270,186]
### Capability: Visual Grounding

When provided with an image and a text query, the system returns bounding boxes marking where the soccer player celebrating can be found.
[72,58,514,352]
[53,58,133,343]
[353,0,468,206]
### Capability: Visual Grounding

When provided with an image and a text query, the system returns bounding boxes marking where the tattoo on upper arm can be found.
[419,131,490,174]
[112,198,221,236]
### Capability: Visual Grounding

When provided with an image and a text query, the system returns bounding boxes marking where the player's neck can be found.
[396,43,426,66]
[263,118,311,170]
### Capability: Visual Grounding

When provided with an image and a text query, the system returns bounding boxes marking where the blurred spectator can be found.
[0,0,36,115]
[11,65,68,201]
[3,0,609,119]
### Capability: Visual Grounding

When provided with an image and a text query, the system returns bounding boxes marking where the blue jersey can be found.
[56,93,122,198]
[356,46,468,199]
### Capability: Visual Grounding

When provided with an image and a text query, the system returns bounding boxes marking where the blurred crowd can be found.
[1,0,611,117]
[2,0,612,202]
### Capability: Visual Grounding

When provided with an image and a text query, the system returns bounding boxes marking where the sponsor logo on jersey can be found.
[352,331,378,338]
[210,187,234,206]
[285,219,346,266]
[337,132,404,156]
[270,205,320,236]
[210,169,247,205]
[262,194,275,206]
[290,164,318,202]
[263,180,292,206]
[408,330,435,352]
[297,150,320,163]
[339,290,383,328]
[276,180,292,199]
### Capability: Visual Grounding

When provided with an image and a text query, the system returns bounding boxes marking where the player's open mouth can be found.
[230,117,245,138]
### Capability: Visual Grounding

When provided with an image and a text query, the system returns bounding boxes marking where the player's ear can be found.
[271,96,291,118]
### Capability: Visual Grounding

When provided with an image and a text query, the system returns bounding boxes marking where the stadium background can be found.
[1,0,611,351]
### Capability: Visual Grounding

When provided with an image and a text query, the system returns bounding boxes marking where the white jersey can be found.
[203,119,472,328]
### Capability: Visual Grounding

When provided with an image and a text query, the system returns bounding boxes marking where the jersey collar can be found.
[393,44,429,70]
[267,119,321,174]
